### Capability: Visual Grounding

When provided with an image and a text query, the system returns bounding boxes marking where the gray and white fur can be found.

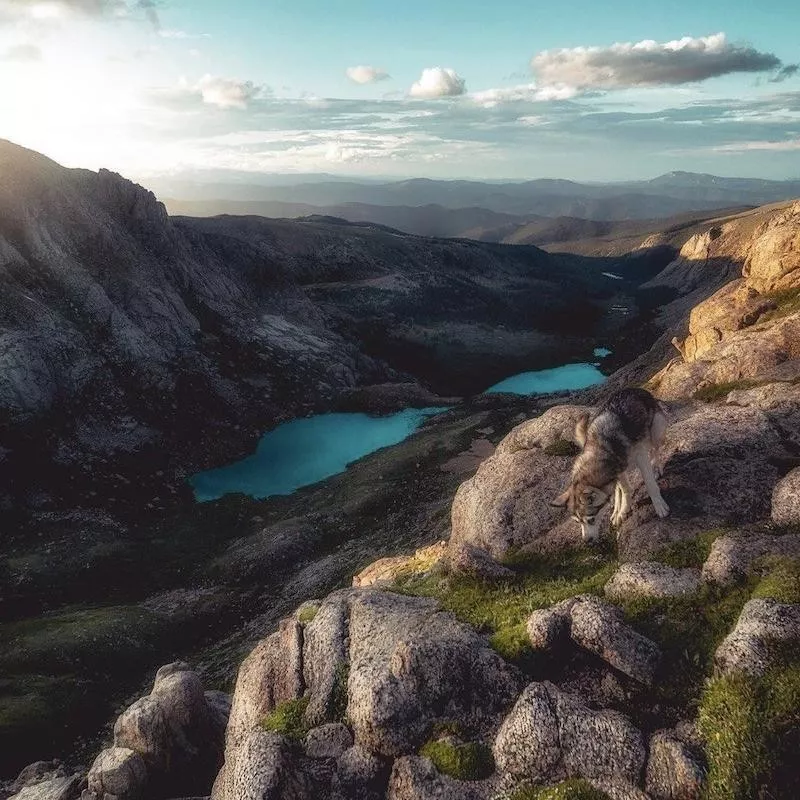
[551,388,669,543]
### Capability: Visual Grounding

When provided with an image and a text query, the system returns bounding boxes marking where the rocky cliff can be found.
[0,140,668,516]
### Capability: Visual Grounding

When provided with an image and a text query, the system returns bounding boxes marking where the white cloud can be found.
[532,33,785,90]
[0,0,160,28]
[192,75,263,109]
[345,65,389,84]
[713,138,800,152]
[470,82,579,107]
[0,42,41,59]
[409,66,466,98]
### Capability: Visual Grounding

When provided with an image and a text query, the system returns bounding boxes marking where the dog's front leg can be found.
[610,474,631,528]
[635,449,669,518]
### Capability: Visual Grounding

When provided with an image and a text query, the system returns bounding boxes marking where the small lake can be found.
[484,362,606,395]
[190,407,446,502]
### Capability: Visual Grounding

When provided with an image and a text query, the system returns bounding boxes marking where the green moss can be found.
[693,380,761,403]
[699,666,800,800]
[329,661,349,722]
[297,604,319,625]
[543,439,580,457]
[262,697,310,741]
[622,582,753,715]
[510,778,611,800]
[419,739,494,781]
[394,544,616,662]
[751,557,800,604]
[655,529,726,568]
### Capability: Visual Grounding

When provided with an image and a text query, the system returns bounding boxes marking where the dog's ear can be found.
[550,488,571,508]
[574,413,590,448]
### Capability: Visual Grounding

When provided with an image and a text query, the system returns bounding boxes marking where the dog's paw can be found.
[653,496,670,518]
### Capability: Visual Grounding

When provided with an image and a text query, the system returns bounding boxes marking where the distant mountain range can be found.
[158,171,800,237]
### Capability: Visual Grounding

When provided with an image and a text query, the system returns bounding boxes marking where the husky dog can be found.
[551,388,669,543]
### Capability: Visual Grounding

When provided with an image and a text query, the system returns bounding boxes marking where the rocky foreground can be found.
[6,202,800,799]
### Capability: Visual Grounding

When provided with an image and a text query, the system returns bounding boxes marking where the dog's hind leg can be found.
[634,445,669,518]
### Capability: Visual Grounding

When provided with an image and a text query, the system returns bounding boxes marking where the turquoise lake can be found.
[190,407,446,502]
[484,362,606,395]
[191,357,609,501]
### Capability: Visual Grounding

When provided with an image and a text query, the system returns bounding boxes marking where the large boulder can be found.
[7,775,82,800]
[715,598,800,677]
[771,467,800,526]
[225,617,304,752]
[617,404,787,560]
[86,747,147,800]
[450,448,574,560]
[527,596,661,685]
[702,532,800,585]
[212,730,315,800]
[645,729,706,800]
[110,662,223,797]
[493,682,645,787]
[345,590,521,755]
[387,755,499,800]
[605,562,701,601]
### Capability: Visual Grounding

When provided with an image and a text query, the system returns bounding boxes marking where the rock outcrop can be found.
[651,201,800,400]
[714,598,800,677]
[493,682,646,788]
[605,562,701,601]
[84,662,227,799]
[213,589,521,800]
[527,596,661,685]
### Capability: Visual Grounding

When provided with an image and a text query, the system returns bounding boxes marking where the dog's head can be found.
[551,483,610,543]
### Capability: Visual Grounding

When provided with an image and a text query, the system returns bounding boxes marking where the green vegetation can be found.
[297,604,319,625]
[394,543,617,661]
[419,738,494,781]
[757,286,800,324]
[699,666,800,800]
[262,697,310,741]
[751,557,800,604]
[329,662,349,722]
[694,380,761,403]
[622,582,753,716]
[655,528,725,568]
[544,438,580,457]
[510,778,611,800]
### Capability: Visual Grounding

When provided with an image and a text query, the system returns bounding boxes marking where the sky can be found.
[0,0,799,183]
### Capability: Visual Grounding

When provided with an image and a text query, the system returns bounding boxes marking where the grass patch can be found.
[510,778,611,800]
[543,439,580,457]
[756,286,800,324]
[655,529,726,568]
[419,739,494,781]
[699,665,800,800]
[394,543,616,662]
[693,380,761,403]
[329,662,349,723]
[262,697,310,741]
[622,582,753,718]
[751,557,800,604]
